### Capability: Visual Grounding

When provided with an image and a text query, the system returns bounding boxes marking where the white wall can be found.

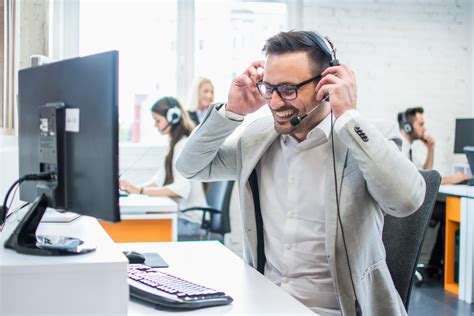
[302,0,472,176]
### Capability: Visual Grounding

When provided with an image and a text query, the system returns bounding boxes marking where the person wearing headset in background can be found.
[176,30,426,315]
[398,107,471,282]
[397,107,470,185]
[119,97,207,238]
[187,77,215,126]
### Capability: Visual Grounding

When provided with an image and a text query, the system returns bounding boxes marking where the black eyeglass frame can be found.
[256,74,322,101]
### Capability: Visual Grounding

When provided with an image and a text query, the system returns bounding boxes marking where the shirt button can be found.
[282,277,289,283]
[285,244,292,250]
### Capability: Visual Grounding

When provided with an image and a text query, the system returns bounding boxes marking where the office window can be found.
[0,0,18,135]
[77,0,287,143]
[194,0,287,117]
[79,0,177,144]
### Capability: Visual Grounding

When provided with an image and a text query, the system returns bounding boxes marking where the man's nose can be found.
[268,90,284,109]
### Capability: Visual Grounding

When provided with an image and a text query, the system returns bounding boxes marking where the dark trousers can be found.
[428,195,446,268]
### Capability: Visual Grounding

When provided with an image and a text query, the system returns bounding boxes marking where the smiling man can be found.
[176,30,426,315]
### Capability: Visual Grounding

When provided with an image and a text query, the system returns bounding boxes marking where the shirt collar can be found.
[281,112,333,150]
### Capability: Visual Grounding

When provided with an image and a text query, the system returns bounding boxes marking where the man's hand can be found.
[119,179,140,194]
[422,133,435,150]
[442,172,471,185]
[314,64,357,119]
[226,60,266,115]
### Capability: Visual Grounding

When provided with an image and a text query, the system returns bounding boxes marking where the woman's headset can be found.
[165,97,182,126]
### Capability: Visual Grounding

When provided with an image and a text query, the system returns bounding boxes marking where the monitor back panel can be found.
[18,51,119,222]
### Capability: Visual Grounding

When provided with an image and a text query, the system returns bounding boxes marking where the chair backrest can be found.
[382,169,441,311]
[206,181,234,235]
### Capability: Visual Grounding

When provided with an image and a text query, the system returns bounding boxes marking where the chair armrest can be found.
[180,207,221,214]
[179,207,221,233]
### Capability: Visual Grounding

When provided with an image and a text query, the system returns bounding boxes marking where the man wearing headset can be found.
[177,30,425,315]
[398,107,470,283]
[397,107,470,184]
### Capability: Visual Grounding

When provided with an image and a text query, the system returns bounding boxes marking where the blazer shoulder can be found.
[241,115,274,138]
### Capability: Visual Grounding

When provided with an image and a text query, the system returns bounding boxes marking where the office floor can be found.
[409,282,474,315]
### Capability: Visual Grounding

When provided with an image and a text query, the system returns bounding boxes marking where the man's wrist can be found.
[225,103,245,116]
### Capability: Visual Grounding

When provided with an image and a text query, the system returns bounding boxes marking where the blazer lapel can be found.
[240,118,279,184]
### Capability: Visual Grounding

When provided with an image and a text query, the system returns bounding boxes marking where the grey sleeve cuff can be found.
[216,103,245,122]
[334,109,360,133]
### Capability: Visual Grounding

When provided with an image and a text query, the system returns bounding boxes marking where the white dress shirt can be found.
[150,137,207,223]
[257,113,341,314]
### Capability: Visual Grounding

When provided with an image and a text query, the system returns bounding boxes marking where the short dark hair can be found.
[262,30,331,76]
[397,107,424,129]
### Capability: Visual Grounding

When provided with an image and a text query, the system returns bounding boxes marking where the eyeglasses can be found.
[256,75,321,101]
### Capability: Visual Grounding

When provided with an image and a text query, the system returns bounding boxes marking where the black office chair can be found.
[180,181,234,242]
[382,170,441,311]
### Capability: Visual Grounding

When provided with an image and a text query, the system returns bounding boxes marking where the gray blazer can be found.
[176,104,426,315]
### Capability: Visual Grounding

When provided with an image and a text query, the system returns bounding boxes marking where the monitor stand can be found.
[4,194,96,256]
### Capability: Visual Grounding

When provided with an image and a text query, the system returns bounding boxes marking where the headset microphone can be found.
[159,121,172,133]
[290,94,330,127]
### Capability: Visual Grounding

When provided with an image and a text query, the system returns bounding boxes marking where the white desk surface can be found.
[439,184,474,199]
[1,216,126,269]
[120,195,178,214]
[120,241,314,315]
[1,216,129,315]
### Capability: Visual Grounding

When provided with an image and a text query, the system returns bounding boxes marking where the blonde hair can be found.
[187,77,214,111]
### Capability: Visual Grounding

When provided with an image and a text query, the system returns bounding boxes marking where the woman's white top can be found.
[150,137,207,223]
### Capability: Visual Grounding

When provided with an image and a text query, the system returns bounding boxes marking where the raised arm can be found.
[176,61,267,181]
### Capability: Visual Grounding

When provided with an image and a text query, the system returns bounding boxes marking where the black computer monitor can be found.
[5,51,120,256]
[454,118,474,154]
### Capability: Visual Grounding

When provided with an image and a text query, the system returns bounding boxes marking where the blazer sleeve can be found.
[336,115,426,217]
[176,104,242,181]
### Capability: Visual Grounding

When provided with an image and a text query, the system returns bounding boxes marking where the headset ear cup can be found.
[166,107,181,125]
[403,123,412,134]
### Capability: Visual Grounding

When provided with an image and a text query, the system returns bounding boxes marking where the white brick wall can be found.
[302,0,472,176]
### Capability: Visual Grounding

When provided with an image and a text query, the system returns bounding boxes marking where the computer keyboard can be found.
[128,264,233,310]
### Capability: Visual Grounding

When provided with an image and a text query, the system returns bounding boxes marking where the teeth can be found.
[275,110,295,118]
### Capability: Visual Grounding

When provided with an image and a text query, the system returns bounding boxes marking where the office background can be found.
[0,0,473,254]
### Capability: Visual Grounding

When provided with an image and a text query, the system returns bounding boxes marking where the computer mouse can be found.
[123,251,146,264]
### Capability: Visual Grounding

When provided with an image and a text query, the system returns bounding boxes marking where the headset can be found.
[400,111,413,134]
[165,97,182,126]
[290,31,339,127]
[290,31,362,316]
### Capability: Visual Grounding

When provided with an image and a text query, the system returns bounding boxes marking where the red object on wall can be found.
[131,94,147,143]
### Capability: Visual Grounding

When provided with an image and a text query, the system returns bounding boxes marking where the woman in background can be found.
[187,77,214,125]
[119,96,206,238]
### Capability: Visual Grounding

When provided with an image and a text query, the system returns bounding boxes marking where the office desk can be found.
[120,241,314,315]
[438,184,474,303]
[0,216,128,315]
[100,195,178,242]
